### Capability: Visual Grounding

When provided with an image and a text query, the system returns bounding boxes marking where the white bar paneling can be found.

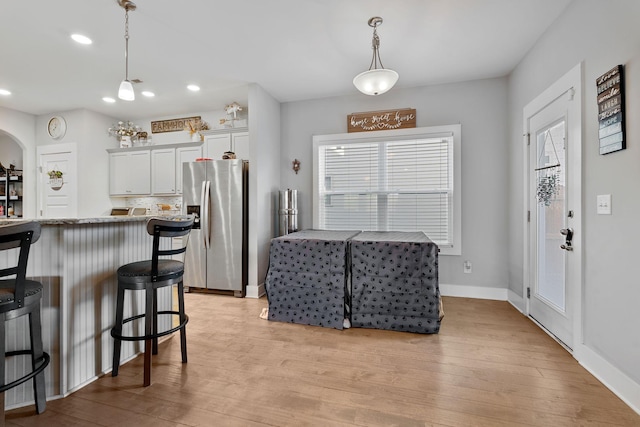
[3,219,172,410]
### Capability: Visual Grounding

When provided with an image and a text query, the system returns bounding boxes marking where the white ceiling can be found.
[0,0,571,121]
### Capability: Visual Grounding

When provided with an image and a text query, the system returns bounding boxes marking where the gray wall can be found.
[35,109,115,217]
[281,77,509,289]
[248,84,281,294]
[508,0,640,387]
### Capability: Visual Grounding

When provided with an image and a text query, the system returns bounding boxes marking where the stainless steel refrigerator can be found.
[183,160,248,297]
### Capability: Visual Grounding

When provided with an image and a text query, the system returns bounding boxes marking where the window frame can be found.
[312,124,461,256]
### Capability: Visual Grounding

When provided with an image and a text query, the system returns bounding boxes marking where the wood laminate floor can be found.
[5,295,640,426]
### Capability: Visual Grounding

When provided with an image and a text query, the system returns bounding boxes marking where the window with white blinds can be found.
[313,125,461,255]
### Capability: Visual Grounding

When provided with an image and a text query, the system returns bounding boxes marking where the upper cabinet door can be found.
[176,145,203,194]
[151,148,176,195]
[110,150,151,196]
[128,151,151,195]
[109,152,130,196]
[203,133,231,160]
[231,132,249,161]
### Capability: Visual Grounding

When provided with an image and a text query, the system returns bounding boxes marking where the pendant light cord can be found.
[124,7,129,81]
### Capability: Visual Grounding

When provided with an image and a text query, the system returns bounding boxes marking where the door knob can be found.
[560,227,574,251]
[560,228,574,243]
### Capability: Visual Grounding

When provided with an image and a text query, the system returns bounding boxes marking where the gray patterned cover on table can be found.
[265,229,361,330]
[350,231,440,334]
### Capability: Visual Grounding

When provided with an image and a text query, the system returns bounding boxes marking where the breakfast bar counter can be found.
[0,215,150,226]
[0,216,172,409]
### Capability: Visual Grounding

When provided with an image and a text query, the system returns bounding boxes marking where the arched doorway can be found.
[0,130,24,217]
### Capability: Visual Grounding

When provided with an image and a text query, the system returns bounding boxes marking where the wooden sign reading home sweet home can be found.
[347,108,416,133]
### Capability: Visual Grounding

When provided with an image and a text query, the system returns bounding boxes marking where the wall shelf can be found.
[0,168,23,218]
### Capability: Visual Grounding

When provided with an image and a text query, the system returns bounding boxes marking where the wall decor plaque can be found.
[347,108,416,133]
[596,65,625,155]
[151,116,201,134]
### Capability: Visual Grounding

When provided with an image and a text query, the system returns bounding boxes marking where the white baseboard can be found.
[507,289,525,313]
[245,282,265,299]
[439,283,507,300]
[575,344,640,416]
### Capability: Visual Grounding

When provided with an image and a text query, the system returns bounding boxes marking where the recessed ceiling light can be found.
[71,34,93,45]
[187,84,200,92]
[141,91,155,97]
[0,89,11,96]
[102,97,116,103]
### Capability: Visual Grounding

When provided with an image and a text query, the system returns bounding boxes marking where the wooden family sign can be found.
[596,65,625,155]
[151,116,201,134]
[347,108,416,133]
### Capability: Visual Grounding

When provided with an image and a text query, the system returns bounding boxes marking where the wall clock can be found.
[47,116,67,140]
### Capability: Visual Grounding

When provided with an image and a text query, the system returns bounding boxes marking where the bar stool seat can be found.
[110,216,194,387]
[0,221,50,419]
[117,259,185,286]
[0,280,43,303]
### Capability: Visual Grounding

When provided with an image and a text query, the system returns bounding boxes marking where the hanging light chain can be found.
[369,21,384,71]
[124,6,130,80]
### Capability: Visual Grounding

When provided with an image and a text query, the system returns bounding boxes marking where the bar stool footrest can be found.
[110,311,189,342]
[0,351,50,393]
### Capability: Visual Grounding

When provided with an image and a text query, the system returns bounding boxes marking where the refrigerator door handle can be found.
[201,180,211,249]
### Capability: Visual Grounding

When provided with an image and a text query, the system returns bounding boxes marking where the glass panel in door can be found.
[536,120,566,311]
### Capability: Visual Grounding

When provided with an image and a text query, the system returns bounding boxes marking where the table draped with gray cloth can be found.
[350,231,440,334]
[264,229,360,329]
[264,230,441,334]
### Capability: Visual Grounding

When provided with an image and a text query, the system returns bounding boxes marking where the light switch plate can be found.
[597,194,611,215]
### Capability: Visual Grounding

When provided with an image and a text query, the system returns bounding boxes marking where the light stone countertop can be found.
[0,215,153,226]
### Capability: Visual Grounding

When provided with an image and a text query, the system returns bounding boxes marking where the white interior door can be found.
[524,65,582,350]
[37,143,78,218]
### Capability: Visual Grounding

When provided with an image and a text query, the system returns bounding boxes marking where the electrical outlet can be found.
[463,260,472,274]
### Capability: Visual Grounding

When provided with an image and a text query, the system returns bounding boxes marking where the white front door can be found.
[524,64,582,350]
[37,143,78,218]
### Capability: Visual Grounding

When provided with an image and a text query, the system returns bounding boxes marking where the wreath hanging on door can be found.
[536,172,559,206]
[535,130,561,206]
[48,169,64,190]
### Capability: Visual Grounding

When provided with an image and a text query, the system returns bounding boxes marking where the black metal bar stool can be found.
[111,216,194,386]
[0,221,50,419]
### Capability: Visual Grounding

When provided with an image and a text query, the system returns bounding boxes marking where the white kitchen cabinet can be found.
[203,129,249,161]
[203,133,229,160]
[110,150,151,195]
[108,142,203,197]
[176,145,203,194]
[231,132,249,161]
[152,148,176,194]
